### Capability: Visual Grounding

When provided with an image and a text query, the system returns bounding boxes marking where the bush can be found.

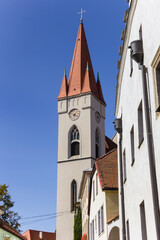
[74,207,82,240]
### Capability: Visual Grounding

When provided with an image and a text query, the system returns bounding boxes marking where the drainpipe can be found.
[130,40,160,239]
[114,119,126,240]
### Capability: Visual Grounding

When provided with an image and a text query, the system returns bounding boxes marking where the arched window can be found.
[71,180,77,211]
[71,126,80,156]
[96,129,100,158]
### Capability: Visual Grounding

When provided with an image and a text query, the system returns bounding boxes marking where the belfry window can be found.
[95,129,100,158]
[71,180,77,212]
[71,126,80,156]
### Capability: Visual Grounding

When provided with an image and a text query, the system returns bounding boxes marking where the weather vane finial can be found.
[78,8,86,23]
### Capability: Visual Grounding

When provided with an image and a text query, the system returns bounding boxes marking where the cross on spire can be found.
[78,8,86,22]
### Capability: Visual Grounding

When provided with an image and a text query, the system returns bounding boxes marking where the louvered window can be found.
[71,126,80,156]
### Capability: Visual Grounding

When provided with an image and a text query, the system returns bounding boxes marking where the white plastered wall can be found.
[115,0,160,239]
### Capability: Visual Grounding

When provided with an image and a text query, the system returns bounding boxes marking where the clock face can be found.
[69,109,80,121]
[95,111,101,123]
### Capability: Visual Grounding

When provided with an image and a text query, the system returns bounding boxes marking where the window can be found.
[155,61,160,110]
[98,210,100,235]
[130,50,133,77]
[140,201,148,240]
[126,220,130,240]
[138,101,144,146]
[71,180,77,211]
[93,180,95,201]
[95,129,100,158]
[101,205,104,233]
[71,126,80,156]
[95,215,97,233]
[98,205,104,235]
[96,173,98,195]
[130,126,135,165]
[90,220,94,240]
[123,150,127,182]
[151,46,160,114]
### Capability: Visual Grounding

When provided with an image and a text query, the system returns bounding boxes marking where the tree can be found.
[74,207,82,240]
[0,184,21,232]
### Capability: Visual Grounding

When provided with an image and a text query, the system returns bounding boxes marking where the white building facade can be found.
[115,0,160,239]
[88,149,119,240]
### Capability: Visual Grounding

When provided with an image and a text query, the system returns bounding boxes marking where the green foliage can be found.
[0,184,21,232]
[74,207,82,240]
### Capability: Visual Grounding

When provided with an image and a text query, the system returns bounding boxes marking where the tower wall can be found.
[56,93,105,240]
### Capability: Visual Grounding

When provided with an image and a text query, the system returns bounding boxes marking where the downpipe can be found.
[140,64,160,239]
[114,119,126,240]
[119,133,126,240]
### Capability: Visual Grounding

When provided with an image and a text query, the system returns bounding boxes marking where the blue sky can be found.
[0,0,128,233]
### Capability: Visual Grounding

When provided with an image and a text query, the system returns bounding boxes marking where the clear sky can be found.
[0,0,128,233]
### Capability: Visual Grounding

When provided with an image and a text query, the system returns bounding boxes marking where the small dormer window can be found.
[71,126,80,156]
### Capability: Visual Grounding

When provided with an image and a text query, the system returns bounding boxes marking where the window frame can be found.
[126,219,130,240]
[70,126,80,157]
[95,128,100,158]
[140,201,148,240]
[138,100,144,147]
[130,125,135,165]
[96,173,98,195]
[93,180,95,202]
[151,46,160,117]
[71,179,77,212]
[98,205,104,236]
[123,149,127,183]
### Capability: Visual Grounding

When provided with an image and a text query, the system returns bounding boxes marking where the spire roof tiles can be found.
[57,70,68,99]
[57,22,105,105]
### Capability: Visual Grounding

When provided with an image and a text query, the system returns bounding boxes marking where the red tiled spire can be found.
[68,22,100,100]
[58,22,105,104]
[57,69,68,99]
[81,62,99,97]
[96,72,106,104]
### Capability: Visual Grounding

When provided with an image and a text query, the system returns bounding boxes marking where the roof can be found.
[88,148,118,215]
[0,219,25,240]
[96,148,118,190]
[57,22,106,105]
[57,71,68,98]
[23,230,56,240]
[107,215,119,224]
[105,135,117,154]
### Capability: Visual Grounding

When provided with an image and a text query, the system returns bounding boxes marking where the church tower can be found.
[56,21,106,240]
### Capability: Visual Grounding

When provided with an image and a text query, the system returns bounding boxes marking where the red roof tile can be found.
[68,22,99,99]
[0,219,25,240]
[23,230,56,240]
[105,136,117,154]
[95,149,118,190]
[58,22,105,104]
[57,72,68,99]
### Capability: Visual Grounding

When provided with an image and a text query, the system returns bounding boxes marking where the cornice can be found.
[115,0,138,116]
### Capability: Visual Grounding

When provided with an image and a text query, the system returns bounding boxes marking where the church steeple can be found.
[56,20,106,240]
[68,22,103,101]
[97,72,106,104]
[58,22,105,104]
[58,68,68,99]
